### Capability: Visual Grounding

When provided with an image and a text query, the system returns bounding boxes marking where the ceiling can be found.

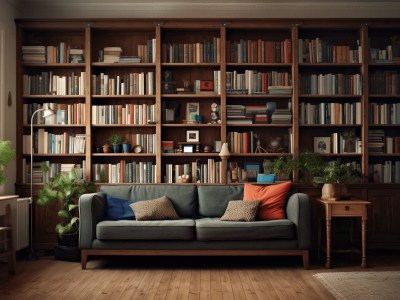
[10,0,400,19]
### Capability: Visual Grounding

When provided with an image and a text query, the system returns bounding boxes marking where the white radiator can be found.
[16,197,30,250]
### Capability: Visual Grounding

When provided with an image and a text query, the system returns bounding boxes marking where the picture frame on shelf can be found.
[314,137,331,154]
[183,145,194,153]
[161,141,174,153]
[186,130,200,142]
[186,102,200,122]
[244,162,261,182]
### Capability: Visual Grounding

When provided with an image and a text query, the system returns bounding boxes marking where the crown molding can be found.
[18,2,400,19]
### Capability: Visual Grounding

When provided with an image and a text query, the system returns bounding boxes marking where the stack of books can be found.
[103,47,123,63]
[368,130,385,153]
[119,56,141,63]
[69,48,84,63]
[22,46,46,63]
[268,86,293,95]
[271,109,292,124]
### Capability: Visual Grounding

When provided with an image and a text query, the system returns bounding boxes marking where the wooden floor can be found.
[0,251,399,300]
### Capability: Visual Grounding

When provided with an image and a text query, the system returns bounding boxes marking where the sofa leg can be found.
[81,250,88,269]
[302,250,309,269]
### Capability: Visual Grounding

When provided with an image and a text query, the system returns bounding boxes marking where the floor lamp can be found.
[30,105,55,259]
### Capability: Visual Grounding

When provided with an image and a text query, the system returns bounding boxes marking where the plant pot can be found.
[122,143,131,153]
[112,144,122,153]
[58,233,79,247]
[102,144,111,153]
[55,245,81,262]
[321,183,341,200]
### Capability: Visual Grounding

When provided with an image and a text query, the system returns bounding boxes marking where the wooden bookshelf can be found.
[15,19,400,249]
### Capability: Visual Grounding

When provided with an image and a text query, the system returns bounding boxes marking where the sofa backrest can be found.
[99,184,198,218]
[198,185,244,217]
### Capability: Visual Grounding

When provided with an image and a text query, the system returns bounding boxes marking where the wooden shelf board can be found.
[92,63,155,67]
[24,124,85,128]
[22,63,85,68]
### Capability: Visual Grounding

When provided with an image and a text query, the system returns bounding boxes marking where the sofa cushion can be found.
[100,184,198,218]
[198,185,244,217]
[195,218,295,241]
[96,219,195,240]
[243,182,292,220]
[220,200,261,222]
[130,196,179,221]
[105,196,136,220]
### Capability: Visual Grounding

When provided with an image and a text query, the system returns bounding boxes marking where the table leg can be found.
[325,219,331,268]
[361,219,367,268]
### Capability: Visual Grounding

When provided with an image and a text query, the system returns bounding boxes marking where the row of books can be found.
[368,71,399,95]
[22,43,84,64]
[137,39,156,63]
[299,102,362,125]
[161,38,221,63]
[91,104,156,125]
[370,38,400,63]
[314,134,362,154]
[165,159,221,184]
[23,131,86,154]
[369,161,400,183]
[22,159,85,183]
[298,38,362,63]
[124,134,157,154]
[369,103,400,125]
[225,70,291,95]
[23,72,86,96]
[299,73,363,95]
[23,102,86,125]
[226,39,292,64]
[92,161,156,183]
[91,72,155,96]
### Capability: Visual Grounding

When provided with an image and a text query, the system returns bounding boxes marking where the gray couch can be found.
[79,184,310,269]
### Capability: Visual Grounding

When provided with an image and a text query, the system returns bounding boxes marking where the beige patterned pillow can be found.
[130,196,180,221]
[220,200,261,222]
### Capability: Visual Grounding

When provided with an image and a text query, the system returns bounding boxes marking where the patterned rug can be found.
[313,271,400,300]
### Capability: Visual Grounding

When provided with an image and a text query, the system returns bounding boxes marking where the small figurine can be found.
[266,136,284,153]
[210,103,221,124]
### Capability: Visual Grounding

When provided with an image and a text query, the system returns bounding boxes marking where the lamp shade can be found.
[42,106,55,118]
[219,142,230,158]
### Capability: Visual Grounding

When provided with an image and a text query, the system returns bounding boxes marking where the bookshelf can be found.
[15,19,400,250]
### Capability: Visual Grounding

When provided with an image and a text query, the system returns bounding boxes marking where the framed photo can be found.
[244,162,261,182]
[186,102,199,121]
[186,130,200,142]
[161,141,174,153]
[314,137,331,154]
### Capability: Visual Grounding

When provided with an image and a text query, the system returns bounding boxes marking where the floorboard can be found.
[0,251,399,300]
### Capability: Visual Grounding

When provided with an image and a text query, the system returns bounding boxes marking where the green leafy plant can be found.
[109,134,123,145]
[37,168,95,237]
[0,140,16,185]
[341,128,356,140]
[316,161,360,184]
[298,150,324,183]
[271,156,297,179]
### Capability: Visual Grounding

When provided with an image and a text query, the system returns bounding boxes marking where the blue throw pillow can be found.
[105,196,136,220]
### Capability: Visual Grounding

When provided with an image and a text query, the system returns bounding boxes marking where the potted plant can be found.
[122,139,132,153]
[109,134,123,153]
[0,140,15,186]
[37,167,95,261]
[315,161,360,200]
[298,150,324,183]
[271,156,297,180]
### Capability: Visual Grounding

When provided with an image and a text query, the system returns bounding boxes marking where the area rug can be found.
[313,271,400,300]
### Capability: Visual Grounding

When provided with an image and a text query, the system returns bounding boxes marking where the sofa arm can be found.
[79,192,106,249]
[286,193,310,250]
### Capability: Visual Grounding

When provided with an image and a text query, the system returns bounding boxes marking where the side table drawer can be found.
[331,203,364,216]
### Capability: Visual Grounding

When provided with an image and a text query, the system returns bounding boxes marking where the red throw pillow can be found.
[243,181,292,220]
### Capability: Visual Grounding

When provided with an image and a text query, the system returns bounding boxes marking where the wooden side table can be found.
[317,199,370,268]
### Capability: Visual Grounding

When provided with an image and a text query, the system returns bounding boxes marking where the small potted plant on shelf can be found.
[342,128,357,153]
[109,134,123,153]
[314,161,360,200]
[0,140,15,186]
[271,156,297,180]
[37,167,95,261]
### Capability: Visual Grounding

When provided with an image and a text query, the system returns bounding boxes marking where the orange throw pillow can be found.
[243,181,292,220]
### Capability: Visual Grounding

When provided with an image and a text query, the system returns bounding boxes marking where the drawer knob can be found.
[345,206,350,211]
